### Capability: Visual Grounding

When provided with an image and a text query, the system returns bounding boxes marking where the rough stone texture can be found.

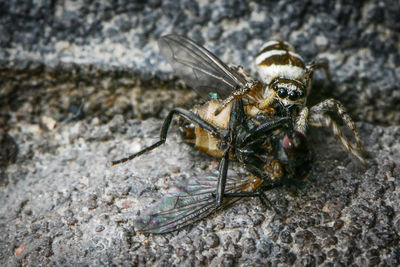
[0,0,399,266]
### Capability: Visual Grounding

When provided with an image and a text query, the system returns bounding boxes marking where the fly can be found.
[135,175,265,234]
[111,34,294,208]
[135,127,310,234]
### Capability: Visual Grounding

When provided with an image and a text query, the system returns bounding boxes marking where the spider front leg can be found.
[306,59,331,81]
[308,98,366,164]
[294,107,309,135]
[214,65,263,116]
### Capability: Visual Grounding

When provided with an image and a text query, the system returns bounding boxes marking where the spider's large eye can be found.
[288,91,298,100]
[278,88,287,98]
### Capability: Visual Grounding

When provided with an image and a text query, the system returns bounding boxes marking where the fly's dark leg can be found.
[257,190,281,215]
[222,191,271,206]
[223,190,281,215]
[111,108,222,165]
[215,99,245,206]
[229,99,246,138]
[111,140,164,165]
[223,192,260,197]
[216,148,230,206]
[242,117,290,144]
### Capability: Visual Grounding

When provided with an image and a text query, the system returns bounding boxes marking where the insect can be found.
[111,34,298,208]
[135,124,311,234]
[135,174,265,234]
[128,96,310,233]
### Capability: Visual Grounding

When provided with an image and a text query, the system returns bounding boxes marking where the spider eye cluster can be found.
[273,84,304,101]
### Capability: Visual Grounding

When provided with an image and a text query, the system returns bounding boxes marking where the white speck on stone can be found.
[315,35,328,49]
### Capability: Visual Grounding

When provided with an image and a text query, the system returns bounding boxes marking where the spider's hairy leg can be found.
[215,65,263,116]
[214,84,253,116]
[310,114,365,164]
[111,108,222,165]
[310,99,365,155]
[258,91,276,110]
[306,59,331,81]
[308,99,366,164]
[295,107,309,134]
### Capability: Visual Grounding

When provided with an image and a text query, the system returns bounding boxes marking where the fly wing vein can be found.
[135,175,260,233]
[159,34,246,99]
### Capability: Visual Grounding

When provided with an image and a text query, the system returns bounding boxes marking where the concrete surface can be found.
[1,0,399,266]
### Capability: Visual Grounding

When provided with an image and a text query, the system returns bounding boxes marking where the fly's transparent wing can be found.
[159,34,247,100]
[135,175,261,234]
[135,177,218,234]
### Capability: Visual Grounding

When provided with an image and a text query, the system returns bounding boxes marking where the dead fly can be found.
[111,34,300,210]
[134,126,310,234]
[135,175,264,234]
[135,174,277,234]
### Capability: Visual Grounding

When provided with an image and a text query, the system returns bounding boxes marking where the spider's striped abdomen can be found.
[256,41,306,85]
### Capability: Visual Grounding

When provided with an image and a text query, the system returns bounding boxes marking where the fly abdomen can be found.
[185,100,232,158]
[256,40,306,84]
